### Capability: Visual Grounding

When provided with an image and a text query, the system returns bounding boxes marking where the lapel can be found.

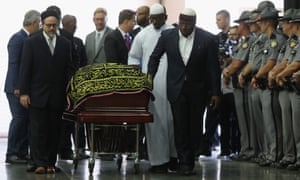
[116,28,127,50]
[94,28,109,58]
[173,29,186,67]
[186,28,199,67]
[39,34,52,56]
[91,31,98,58]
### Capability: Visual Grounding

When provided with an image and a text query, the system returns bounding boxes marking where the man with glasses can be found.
[19,10,75,174]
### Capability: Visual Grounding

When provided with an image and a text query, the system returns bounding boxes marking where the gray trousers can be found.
[278,90,296,162]
[233,88,251,156]
[250,88,265,158]
[272,90,283,161]
[259,89,277,161]
[290,92,300,164]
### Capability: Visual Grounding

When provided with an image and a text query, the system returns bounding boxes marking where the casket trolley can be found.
[63,89,153,175]
[63,63,153,175]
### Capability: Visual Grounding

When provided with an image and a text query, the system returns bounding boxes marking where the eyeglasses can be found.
[44,23,57,28]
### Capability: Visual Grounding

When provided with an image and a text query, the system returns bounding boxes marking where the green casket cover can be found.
[67,63,153,108]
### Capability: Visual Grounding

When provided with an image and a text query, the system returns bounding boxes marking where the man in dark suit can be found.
[104,9,136,64]
[45,6,80,160]
[19,10,75,174]
[46,5,80,70]
[148,8,220,175]
[4,10,41,164]
[62,14,88,67]
[61,14,89,159]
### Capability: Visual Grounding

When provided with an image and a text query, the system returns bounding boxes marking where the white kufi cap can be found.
[150,3,164,15]
[181,8,196,16]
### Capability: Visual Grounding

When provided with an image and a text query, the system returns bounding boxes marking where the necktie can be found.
[48,37,54,55]
[124,33,131,50]
[95,32,101,51]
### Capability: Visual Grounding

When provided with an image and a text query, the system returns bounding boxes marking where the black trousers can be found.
[29,105,62,167]
[170,83,206,169]
[219,93,239,152]
[203,93,240,153]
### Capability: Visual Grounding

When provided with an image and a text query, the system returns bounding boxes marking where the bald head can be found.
[136,5,150,27]
[62,14,77,34]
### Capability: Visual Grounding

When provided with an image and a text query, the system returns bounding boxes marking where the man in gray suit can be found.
[85,7,112,64]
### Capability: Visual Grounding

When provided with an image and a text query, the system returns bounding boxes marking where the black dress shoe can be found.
[26,165,36,172]
[179,169,195,176]
[259,159,273,167]
[250,157,263,164]
[178,166,195,176]
[287,163,300,171]
[276,160,293,169]
[150,163,168,173]
[230,154,250,161]
[168,157,178,172]
[6,155,27,164]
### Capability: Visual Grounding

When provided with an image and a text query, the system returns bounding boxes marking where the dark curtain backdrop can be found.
[284,0,300,10]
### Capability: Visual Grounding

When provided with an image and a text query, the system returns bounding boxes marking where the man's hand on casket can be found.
[20,95,30,109]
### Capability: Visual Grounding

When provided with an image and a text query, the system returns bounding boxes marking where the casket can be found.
[63,63,153,175]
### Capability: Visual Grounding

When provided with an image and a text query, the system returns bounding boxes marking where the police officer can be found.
[268,8,297,169]
[223,10,256,161]
[251,7,286,166]
[239,11,267,164]
[276,9,300,170]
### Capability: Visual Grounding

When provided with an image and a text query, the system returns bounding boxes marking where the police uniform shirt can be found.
[232,34,256,64]
[287,35,299,64]
[248,33,266,72]
[276,38,290,65]
[261,31,287,67]
[230,34,255,88]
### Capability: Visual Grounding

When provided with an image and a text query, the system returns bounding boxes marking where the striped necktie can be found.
[48,37,54,55]
[124,33,131,50]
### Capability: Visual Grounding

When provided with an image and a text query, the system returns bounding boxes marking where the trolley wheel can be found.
[117,156,122,171]
[88,159,95,175]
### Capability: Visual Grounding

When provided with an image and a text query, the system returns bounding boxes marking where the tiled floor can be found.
[1,138,300,180]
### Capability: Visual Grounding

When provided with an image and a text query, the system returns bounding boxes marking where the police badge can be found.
[290,40,297,48]
[242,42,248,49]
[271,40,277,48]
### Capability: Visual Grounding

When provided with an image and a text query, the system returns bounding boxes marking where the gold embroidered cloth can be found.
[67,63,152,107]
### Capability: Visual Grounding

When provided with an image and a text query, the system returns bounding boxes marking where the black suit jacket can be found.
[74,36,88,67]
[104,28,131,65]
[148,27,221,103]
[19,32,74,109]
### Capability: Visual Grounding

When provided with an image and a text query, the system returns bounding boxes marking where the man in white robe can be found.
[128,3,177,173]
